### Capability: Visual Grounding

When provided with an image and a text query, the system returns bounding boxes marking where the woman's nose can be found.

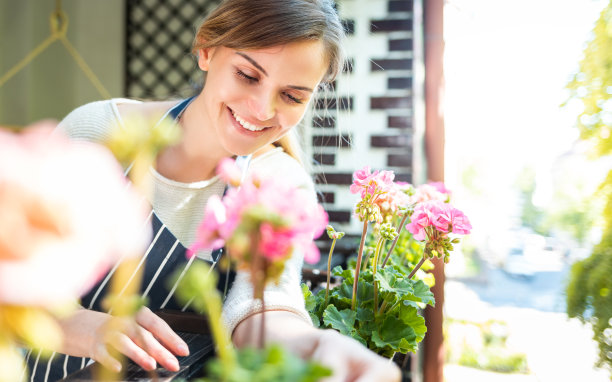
[248,88,276,122]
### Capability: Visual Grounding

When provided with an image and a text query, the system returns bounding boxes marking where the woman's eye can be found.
[283,92,303,104]
[236,70,258,84]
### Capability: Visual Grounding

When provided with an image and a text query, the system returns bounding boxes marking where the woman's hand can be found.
[233,310,401,382]
[58,307,189,372]
[310,329,401,382]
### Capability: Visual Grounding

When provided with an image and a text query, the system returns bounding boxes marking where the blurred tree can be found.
[564,0,612,374]
[515,166,549,236]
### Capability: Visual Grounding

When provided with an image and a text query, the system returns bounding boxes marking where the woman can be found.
[28,0,401,381]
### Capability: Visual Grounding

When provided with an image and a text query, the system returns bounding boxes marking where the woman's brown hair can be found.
[192,0,346,163]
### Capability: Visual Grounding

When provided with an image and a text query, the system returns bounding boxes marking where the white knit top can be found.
[57,99,314,333]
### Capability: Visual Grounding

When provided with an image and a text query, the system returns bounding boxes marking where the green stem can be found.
[372,237,385,316]
[202,280,236,371]
[407,257,426,279]
[379,299,400,316]
[378,300,388,315]
[381,209,411,268]
[352,220,369,310]
[324,238,337,305]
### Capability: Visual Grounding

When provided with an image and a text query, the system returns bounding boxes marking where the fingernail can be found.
[113,363,122,373]
[178,343,189,355]
[147,358,157,370]
[168,357,180,371]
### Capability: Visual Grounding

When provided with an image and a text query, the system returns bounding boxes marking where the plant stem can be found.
[407,257,426,279]
[378,300,388,315]
[352,220,369,310]
[324,238,337,305]
[372,237,384,316]
[381,210,410,268]
[201,274,236,372]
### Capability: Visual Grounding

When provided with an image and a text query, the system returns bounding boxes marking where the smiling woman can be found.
[23,0,401,381]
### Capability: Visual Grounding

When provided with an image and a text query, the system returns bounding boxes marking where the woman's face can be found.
[196,40,328,156]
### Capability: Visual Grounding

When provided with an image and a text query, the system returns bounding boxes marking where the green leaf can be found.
[374,268,414,298]
[323,305,356,336]
[371,315,418,354]
[407,279,435,307]
[398,304,427,343]
[301,283,319,312]
[356,307,374,322]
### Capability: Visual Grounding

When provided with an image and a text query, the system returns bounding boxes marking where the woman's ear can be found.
[197,47,215,71]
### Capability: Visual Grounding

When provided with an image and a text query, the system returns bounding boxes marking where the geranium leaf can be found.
[301,283,318,311]
[357,307,374,322]
[399,304,427,342]
[411,279,435,306]
[371,315,417,354]
[323,305,356,336]
[374,268,414,298]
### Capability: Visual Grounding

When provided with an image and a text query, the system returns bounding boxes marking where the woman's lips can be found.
[227,106,272,134]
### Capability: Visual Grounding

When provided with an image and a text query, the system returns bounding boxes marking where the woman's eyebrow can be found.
[236,52,268,76]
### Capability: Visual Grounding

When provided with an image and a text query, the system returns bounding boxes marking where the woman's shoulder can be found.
[56,98,179,142]
[56,98,141,142]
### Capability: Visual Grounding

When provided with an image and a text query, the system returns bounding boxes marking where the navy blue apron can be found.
[26,98,242,382]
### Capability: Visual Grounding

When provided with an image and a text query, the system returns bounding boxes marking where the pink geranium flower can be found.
[0,124,151,307]
[190,159,328,268]
[350,166,395,198]
[406,200,471,240]
[410,184,448,204]
[216,157,243,187]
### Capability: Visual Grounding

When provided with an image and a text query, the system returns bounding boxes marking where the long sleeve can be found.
[221,148,317,333]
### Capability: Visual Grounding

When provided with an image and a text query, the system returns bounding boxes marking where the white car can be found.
[503,248,535,279]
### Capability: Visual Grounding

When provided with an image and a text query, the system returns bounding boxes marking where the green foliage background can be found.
[564,0,612,373]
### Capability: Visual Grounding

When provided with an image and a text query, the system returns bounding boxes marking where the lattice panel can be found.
[125,0,221,99]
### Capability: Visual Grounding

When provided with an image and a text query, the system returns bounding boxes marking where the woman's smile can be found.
[227,106,273,133]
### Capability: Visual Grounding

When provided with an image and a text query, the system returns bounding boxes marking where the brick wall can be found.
[306,0,423,254]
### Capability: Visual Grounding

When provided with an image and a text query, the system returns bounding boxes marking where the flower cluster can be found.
[350,166,396,223]
[405,200,472,262]
[190,158,328,277]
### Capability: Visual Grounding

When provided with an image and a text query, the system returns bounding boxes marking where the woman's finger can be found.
[135,307,189,356]
[129,325,180,372]
[90,342,122,373]
[108,331,157,371]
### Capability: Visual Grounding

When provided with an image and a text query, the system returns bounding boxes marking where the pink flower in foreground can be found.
[190,159,328,266]
[217,157,243,187]
[188,195,227,257]
[0,124,151,306]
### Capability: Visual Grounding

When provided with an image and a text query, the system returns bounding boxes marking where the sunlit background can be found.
[443,0,610,380]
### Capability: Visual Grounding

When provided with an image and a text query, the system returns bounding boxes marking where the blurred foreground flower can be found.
[191,158,328,279]
[0,122,151,306]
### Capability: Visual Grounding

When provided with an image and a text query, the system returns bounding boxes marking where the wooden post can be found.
[423,0,445,382]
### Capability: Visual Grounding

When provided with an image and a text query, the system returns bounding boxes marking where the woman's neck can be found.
[155,95,229,183]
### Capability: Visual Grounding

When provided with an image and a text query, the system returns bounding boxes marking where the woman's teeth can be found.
[232,110,269,132]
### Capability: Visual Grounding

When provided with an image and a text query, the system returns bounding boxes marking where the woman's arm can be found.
[233,310,401,382]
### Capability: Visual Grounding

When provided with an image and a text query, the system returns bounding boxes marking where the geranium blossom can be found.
[349,166,395,198]
[216,157,243,187]
[191,159,328,266]
[0,123,151,306]
[410,183,448,204]
[406,200,472,241]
